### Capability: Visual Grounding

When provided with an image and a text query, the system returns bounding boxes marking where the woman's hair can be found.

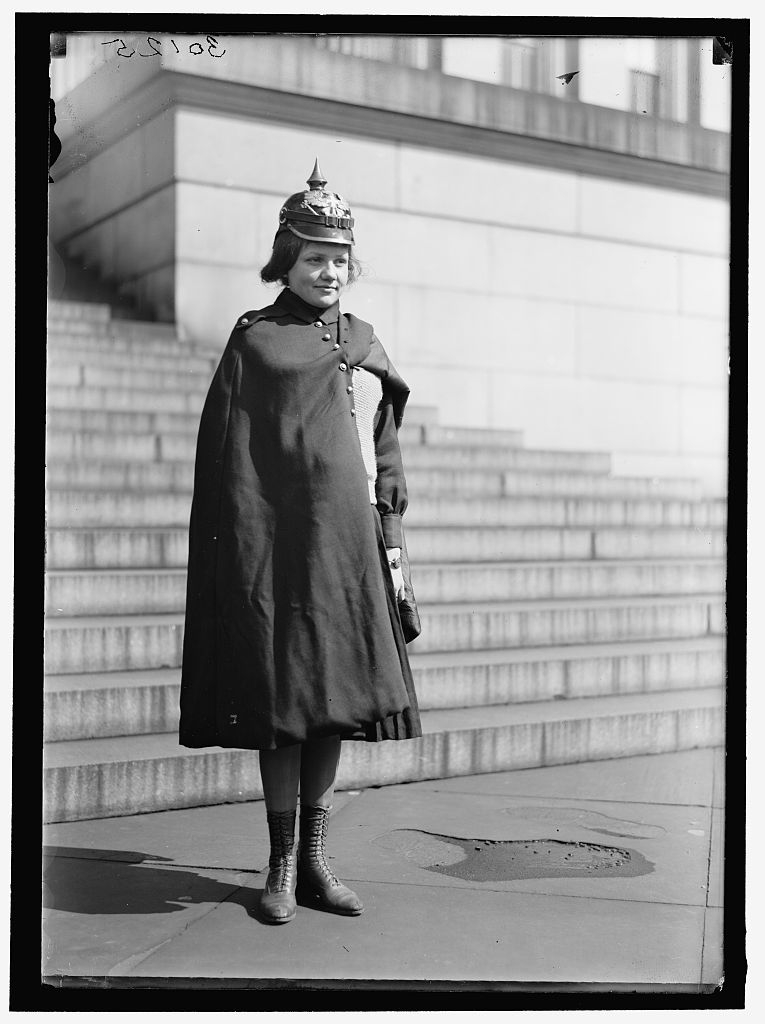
[260,232,362,286]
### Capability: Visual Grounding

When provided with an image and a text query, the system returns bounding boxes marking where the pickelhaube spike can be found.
[306,158,327,191]
[275,160,355,245]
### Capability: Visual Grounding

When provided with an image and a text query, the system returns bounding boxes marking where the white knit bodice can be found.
[351,366,383,503]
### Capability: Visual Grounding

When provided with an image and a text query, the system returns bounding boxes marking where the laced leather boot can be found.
[296,804,364,915]
[260,809,298,924]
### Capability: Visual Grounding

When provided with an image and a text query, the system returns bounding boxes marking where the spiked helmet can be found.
[276,159,355,245]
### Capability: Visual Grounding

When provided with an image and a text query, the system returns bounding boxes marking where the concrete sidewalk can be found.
[42,748,724,989]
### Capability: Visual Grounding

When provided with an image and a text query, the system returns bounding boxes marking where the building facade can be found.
[49,33,731,493]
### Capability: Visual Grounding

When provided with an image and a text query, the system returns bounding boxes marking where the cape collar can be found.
[276,287,340,326]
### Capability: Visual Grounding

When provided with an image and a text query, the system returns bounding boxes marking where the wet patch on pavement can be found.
[373,829,654,881]
[501,806,666,840]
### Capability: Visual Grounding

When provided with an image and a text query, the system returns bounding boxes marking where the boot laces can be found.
[304,809,340,886]
[267,812,296,891]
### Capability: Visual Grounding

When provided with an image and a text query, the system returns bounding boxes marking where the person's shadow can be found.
[42,846,280,926]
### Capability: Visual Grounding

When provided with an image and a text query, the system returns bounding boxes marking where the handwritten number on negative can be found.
[138,36,162,57]
[103,36,226,58]
[102,38,135,58]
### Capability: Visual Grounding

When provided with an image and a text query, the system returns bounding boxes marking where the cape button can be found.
[314,321,323,328]
[240,317,249,325]
[350,408,356,417]
[322,333,331,341]
[339,362,348,372]
[333,343,341,350]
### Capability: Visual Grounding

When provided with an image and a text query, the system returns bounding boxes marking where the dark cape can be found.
[179,288,422,751]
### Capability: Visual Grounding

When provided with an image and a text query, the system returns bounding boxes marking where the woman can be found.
[179,160,422,925]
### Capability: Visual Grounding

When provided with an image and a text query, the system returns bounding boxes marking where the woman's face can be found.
[287,242,350,308]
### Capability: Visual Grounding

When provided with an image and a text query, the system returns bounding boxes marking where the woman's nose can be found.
[321,263,337,279]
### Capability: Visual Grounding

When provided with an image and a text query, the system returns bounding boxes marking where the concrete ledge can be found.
[45,458,705,501]
[45,488,725,530]
[43,637,725,741]
[44,524,727,570]
[45,560,726,617]
[42,687,724,822]
[43,596,724,673]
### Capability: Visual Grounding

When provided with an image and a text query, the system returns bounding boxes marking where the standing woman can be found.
[179,161,422,925]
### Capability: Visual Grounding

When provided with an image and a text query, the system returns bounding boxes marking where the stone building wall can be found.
[49,35,730,493]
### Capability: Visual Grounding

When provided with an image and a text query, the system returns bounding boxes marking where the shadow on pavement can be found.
[42,846,275,923]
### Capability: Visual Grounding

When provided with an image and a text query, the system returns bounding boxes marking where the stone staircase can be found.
[44,299,727,823]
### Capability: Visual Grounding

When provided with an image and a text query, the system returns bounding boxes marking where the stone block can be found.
[488,228,679,312]
[544,718,591,766]
[566,656,617,698]
[679,253,729,318]
[678,317,729,387]
[709,602,726,636]
[395,285,577,377]
[678,385,728,456]
[610,452,727,498]
[398,364,492,429]
[51,113,175,239]
[175,262,272,346]
[587,710,678,760]
[45,528,191,571]
[400,146,577,232]
[486,372,681,455]
[677,705,724,749]
[175,109,398,211]
[45,618,184,675]
[405,526,592,563]
[47,383,198,414]
[47,489,191,528]
[578,307,728,387]
[343,281,399,358]
[578,176,729,255]
[361,207,491,291]
[45,677,182,741]
[176,182,260,266]
[414,658,565,710]
[593,526,724,560]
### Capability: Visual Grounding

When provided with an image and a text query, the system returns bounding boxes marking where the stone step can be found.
[44,488,727,529]
[42,686,724,821]
[43,637,725,742]
[47,346,218,375]
[45,524,727,570]
[403,496,726,530]
[44,456,703,502]
[406,425,525,448]
[47,384,204,414]
[47,312,179,339]
[47,328,204,358]
[43,595,723,674]
[46,363,213,392]
[44,401,611,470]
[47,300,111,323]
[45,425,530,462]
[45,560,726,617]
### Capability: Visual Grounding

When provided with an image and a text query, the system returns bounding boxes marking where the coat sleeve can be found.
[374,387,408,549]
